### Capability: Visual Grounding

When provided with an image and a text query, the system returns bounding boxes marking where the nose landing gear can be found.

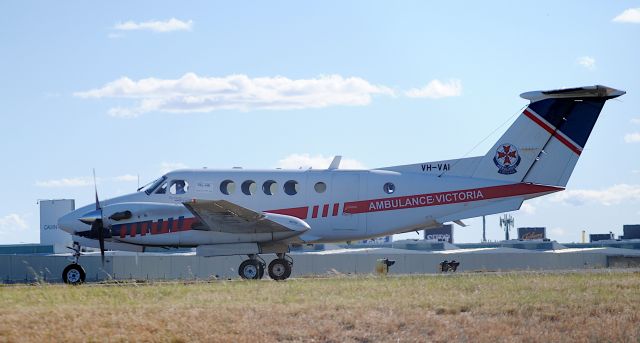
[62,264,86,284]
[238,253,292,281]
[63,242,86,285]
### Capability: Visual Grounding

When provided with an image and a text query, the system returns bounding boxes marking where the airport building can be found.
[1,200,640,283]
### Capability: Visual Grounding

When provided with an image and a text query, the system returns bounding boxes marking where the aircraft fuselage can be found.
[62,168,560,247]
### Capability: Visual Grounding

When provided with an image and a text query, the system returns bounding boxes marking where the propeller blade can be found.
[93,168,101,210]
[91,220,106,266]
[91,169,104,264]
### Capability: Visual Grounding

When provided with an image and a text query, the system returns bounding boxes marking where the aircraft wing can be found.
[183,200,308,234]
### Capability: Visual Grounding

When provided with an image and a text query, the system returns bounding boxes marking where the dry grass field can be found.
[1,271,639,342]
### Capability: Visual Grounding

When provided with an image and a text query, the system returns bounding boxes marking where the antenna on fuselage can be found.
[328,155,342,170]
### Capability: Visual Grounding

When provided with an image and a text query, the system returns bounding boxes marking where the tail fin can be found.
[472,85,625,186]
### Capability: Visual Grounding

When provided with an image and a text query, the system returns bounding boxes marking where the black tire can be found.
[258,262,265,279]
[238,259,262,280]
[282,261,292,280]
[268,258,292,281]
[62,264,86,285]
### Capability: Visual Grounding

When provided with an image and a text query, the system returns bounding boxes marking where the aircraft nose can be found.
[58,210,90,234]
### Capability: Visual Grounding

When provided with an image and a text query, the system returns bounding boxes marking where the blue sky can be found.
[0,1,638,244]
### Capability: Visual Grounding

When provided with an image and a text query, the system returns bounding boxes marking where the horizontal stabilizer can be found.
[520,85,625,102]
[436,198,524,224]
[453,220,467,227]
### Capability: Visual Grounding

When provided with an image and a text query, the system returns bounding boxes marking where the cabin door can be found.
[331,172,366,237]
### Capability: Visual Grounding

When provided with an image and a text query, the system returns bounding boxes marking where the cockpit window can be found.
[144,176,167,195]
[169,180,189,195]
[155,182,168,194]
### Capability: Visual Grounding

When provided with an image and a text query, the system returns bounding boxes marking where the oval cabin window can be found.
[383,182,395,194]
[220,180,236,195]
[284,180,299,196]
[314,182,327,193]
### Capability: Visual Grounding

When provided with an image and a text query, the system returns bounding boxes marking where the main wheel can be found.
[268,258,292,281]
[62,264,86,285]
[238,259,262,280]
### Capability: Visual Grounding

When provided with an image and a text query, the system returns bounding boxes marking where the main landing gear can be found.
[63,242,86,285]
[238,253,292,281]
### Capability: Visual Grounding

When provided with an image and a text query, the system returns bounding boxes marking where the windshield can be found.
[143,176,167,195]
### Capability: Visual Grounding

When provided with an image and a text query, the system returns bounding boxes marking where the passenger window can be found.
[263,180,278,195]
[241,180,256,195]
[284,180,299,195]
[155,182,168,194]
[314,182,327,193]
[383,182,395,194]
[169,180,188,195]
[220,180,236,195]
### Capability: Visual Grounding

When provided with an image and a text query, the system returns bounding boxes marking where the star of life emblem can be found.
[493,143,521,175]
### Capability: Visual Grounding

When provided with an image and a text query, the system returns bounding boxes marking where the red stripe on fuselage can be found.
[116,218,196,239]
[183,218,195,230]
[265,206,309,220]
[117,183,560,239]
[159,220,168,234]
[343,183,563,214]
[322,204,329,217]
[523,109,582,155]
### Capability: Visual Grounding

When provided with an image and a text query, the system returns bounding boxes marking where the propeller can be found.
[92,169,106,265]
[91,219,106,266]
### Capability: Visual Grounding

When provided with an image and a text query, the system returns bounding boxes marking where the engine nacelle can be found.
[101,202,191,227]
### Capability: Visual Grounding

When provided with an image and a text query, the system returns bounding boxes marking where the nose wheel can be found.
[63,242,86,284]
[62,263,86,285]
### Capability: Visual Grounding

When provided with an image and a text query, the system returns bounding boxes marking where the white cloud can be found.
[0,213,35,244]
[577,56,596,70]
[552,184,640,206]
[624,132,640,143]
[113,18,193,32]
[35,175,139,187]
[520,202,536,215]
[113,174,138,182]
[630,118,640,124]
[0,214,28,231]
[405,79,462,99]
[75,73,395,117]
[613,8,640,23]
[35,177,93,188]
[277,154,366,169]
[160,162,189,174]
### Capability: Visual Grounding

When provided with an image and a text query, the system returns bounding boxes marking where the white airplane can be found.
[58,85,625,284]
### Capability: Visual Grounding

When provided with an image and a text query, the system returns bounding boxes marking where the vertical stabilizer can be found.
[472,85,624,186]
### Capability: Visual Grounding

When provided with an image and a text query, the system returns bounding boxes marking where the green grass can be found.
[1,271,640,342]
